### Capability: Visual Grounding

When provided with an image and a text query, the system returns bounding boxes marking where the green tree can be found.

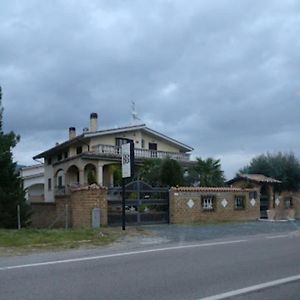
[190,157,226,187]
[240,152,300,191]
[0,86,30,228]
[160,157,183,187]
[138,158,162,186]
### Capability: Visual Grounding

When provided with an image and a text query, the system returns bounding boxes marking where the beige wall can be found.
[89,130,181,153]
[169,187,260,223]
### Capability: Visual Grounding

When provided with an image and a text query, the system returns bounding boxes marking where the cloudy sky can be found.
[1,0,300,179]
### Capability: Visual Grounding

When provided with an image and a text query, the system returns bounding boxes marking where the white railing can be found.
[90,144,190,161]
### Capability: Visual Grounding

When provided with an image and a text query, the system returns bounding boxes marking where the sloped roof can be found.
[227,173,281,184]
[34,123,193,159]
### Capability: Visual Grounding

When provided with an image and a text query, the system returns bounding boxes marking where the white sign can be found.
[122,143,131,178]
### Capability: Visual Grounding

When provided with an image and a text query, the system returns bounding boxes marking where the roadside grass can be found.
[0,228,121,249]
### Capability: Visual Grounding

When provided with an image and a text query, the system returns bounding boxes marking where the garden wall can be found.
[169,187,260,224]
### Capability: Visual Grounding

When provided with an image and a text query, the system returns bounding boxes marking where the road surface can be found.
[1,231,300,299]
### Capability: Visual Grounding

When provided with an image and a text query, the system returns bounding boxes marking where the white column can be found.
[97,162,104,186]
[79,169,85,186]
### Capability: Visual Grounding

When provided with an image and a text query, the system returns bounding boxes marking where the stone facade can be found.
[169,187,260,224]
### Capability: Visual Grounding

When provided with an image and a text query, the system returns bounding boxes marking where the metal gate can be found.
[107,180,169,225]
[260,195,269,218]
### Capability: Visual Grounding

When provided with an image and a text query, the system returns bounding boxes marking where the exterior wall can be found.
[267,191,300,220]
[141,132,180,153]
[70,186,107,228]
[169,188,260,224]
[44,163,54,202]
[30,185,107,228]
[20,164,44,202]
[89,130,181,153]
[30,203,57,228]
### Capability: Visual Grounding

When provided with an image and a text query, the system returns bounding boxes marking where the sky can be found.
[1,0,300,179]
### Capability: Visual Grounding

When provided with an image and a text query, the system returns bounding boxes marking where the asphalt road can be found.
[1,231,300,300]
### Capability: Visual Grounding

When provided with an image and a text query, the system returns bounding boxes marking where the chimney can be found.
[90,112,98,132]
[69,127,76,140]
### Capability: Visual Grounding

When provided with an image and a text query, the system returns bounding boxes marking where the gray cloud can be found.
[1,0,300,178]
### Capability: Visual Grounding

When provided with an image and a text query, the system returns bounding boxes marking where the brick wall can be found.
[267,191,300,220]
[170,187,260,224]
[70,185,107,228]
[30,185,107,228]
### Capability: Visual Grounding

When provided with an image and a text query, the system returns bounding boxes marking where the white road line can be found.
[266,234,290,239]
[0,239,247,271]
[197,274,300,300]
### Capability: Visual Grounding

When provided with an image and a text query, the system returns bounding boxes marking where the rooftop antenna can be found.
[131,101,141,125]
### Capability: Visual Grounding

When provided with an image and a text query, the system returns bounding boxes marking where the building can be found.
[33,113,193,202]
[20,164,44,203]
[227,173,299,219]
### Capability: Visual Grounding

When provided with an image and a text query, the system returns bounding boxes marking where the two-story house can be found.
[33,113,193,202]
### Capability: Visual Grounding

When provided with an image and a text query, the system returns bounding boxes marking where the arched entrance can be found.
[55,169,65,195]
[66,165,80,188]
[84,163,97,185]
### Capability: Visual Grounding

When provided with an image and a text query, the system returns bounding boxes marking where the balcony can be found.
[90,144,190,161]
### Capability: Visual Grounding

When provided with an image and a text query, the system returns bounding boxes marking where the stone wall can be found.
[169,187,260,224]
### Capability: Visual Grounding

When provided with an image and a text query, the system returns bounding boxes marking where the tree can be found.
[160,157,183,187]
[138,158,162,186]
[138,157,184,187]
[0,86,30,228]
[240,152,300,191]
[188,157,226,187]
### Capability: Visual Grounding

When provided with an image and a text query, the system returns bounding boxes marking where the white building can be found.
[33,113,193,202]
[20,164,44,202]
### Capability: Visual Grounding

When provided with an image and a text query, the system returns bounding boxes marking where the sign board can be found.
[122,142,134,178]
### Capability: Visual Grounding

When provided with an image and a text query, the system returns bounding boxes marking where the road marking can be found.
[0,239,247,271]
[266,234,290,239]
[197,273,300,300]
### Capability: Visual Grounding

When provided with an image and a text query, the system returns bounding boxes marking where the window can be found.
[47,157,52,165]
[57,153,62,161]
[141,139,145,149]
[64,151,68,159]
[76,146,82,154]
[48,178,52,190]
[201,195,215,211]
[235,195,245,210]
[284,197,293,209]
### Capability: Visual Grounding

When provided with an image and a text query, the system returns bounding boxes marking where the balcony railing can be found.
[90,144,190,161]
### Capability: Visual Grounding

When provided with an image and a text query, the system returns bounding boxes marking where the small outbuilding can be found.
[227,173,299,220]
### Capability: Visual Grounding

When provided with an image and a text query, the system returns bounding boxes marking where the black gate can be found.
[107,180,169,225]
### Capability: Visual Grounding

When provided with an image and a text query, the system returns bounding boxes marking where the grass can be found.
[0,228,120,249]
